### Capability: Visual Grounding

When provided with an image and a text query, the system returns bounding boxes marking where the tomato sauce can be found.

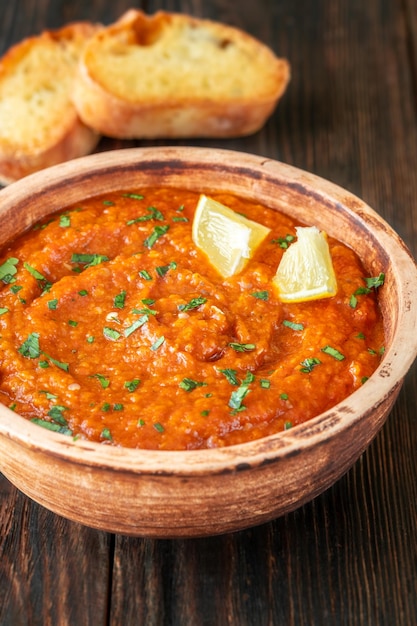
[0,188,385,450]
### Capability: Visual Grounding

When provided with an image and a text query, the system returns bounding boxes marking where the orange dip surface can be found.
[0,188,385,450]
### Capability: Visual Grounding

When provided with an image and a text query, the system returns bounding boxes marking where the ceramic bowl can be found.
[0,147,416,538]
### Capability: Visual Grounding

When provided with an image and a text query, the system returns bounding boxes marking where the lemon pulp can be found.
[273,226,337,302]
[192,194,271,278]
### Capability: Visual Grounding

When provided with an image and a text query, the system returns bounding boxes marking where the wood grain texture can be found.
[1,0,417,624]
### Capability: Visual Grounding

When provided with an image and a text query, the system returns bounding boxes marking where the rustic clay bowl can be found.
[0,147,416,538]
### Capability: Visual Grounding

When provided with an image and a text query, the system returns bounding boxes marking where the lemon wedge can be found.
[192,194,271,278]
[273,226,337,302]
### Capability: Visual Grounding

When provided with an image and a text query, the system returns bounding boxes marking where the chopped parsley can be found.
[272,234,295,249]
[365,273,385,289]
[126,205,164,224]
[0,257,18,284]
[59,214,71,228]
[71,253,109,269]
[43,353,69,372]
[229,342,256,352]
[103,327,121,341]
[321,345,345,361]
[260,379,271,389]
[151,336,165,351]
[179,378,207,392]
[139,269,152,281]
[123,192,144,201]
[47,405,69,425]
[178,297,207,312]
[283,320,304,331]
[218,368,239,386]
[229,385,250,411]
[23,263,52,293]
[300,357,321,373]
[18,333,41,358]
[124,315,149,337]
[114,290,127,309]
[144,225,169,249]
[31,418,72,436]
[101,428,112,441]
[350,273,385,307]
[251,291,269,301]
[90,373,110,389]
[124,379,141,392]
[153,422,165,433]
[156,261,177,277]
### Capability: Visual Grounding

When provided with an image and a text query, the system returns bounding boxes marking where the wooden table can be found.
[1,1,417,624]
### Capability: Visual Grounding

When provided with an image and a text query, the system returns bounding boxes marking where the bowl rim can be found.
[0,146,416,474]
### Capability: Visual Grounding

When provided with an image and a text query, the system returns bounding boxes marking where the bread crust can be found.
[0,22,101,185]
[73,10,290,139]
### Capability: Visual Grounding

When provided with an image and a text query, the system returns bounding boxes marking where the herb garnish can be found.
[31,417,72,436]
[179,378,207,392]
[18,333,41,358]
[151,336,165,351]
[103,327,121,341]
[228,371,255,412]
[71,253,109,269]
[127,205,164,225]
[144,225,169,249]
[124,379,141,392]
[114,290,126,309]
[272,234,295,249]
[350,273,385,308]
[229,385,250,411]
[0,257,18,284]
[124,315,149,337]
[48,405,69,425]
[321,345,345,361]
[23,263,52,293]
[90,373,110,389]
[229,342,256,352]
[43,353,69,371]
[178,297,207,312]
[101,428,112,441]
[283,320,304,331]
[123,193,144,201]
[156,261,177,277]
[139,269,152,281]
[218,368,240,386]
[59,214,71,228]
[251,291,269,301]
[300,357,321,373]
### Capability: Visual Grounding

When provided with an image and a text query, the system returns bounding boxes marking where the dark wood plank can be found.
[0,475,112,626]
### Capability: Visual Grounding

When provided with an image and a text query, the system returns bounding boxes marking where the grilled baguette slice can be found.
[73,10,290,139]
[0,22,101,185]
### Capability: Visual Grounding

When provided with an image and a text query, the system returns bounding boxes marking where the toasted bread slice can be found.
[0,22,101,185]
[73,10,290,139]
